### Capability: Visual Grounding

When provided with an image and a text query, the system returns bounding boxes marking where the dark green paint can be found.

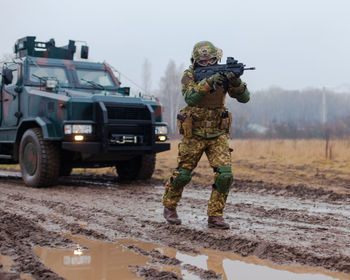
[0,36,169,163]
[15,36,76,60]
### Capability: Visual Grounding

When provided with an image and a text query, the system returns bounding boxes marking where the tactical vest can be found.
[197,86,226,108]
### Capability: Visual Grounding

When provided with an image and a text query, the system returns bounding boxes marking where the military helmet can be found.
[191,41,223,66]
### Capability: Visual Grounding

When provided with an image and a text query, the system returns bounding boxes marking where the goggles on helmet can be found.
[197,57,217,67]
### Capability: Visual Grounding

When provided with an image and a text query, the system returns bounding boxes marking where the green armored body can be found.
[162,41,250,229]
[0,36,170,187]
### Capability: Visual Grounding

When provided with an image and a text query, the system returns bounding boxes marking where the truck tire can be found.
[116,154,156,181]
[137,153,156,180]
[19,128,60,187]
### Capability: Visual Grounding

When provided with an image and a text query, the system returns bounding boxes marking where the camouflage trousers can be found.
[162,133,232,216]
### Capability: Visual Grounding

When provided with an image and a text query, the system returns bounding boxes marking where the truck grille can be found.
[106,105,151,120]
[99,104,153,146]
[109,125,150,135]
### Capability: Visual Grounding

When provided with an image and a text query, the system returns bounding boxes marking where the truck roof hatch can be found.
[14,36,76,60]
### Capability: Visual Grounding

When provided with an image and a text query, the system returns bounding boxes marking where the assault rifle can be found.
[194,57,255,83]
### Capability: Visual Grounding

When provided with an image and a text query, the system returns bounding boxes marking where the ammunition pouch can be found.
[177,108,232,135]
[213,166,233,195]
[177,112,193,137]
[219,111,232,133]
[193,120,220,129]
[171,168,192,190]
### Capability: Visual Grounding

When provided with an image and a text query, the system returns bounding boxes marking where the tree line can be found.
[153,60,350,139]
[3,53,349,140]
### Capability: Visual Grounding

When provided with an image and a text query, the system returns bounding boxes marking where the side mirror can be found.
[2,68,13,85]
[81,45,89,59]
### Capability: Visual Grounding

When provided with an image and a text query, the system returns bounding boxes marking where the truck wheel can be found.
[137,154,156,180]
[19,128,60,187]
[116,154,156,181]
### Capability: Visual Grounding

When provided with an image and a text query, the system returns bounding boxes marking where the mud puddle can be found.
[0,254,13,272]
[34,235,348,280]
[0,254,34,280]
[34,235,149,280]
[120,239,350,280]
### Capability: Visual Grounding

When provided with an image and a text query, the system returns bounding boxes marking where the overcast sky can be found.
[1,0,350,92]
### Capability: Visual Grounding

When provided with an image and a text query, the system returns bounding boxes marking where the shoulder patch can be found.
[181,75,192,86]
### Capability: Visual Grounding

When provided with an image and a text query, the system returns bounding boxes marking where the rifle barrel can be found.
[244,67,256,70]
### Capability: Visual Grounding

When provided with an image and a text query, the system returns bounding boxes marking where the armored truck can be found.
[0,36,170,187]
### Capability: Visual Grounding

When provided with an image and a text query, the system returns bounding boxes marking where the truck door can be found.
[1,63,20,127]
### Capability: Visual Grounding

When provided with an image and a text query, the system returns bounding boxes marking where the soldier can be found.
[162,41,250,229]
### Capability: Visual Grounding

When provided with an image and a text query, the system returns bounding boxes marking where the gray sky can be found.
[1,0,350,92]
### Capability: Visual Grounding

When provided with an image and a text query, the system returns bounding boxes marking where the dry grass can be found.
[156,139,350,193]
[231,139,350,162]
[1,139,349,192]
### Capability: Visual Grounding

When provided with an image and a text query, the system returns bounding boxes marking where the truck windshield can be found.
[76,69,115,88]
[29,65,69,86]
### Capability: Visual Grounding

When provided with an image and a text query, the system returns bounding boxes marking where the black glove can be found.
[206,73,225,87]
[226,72,241,87]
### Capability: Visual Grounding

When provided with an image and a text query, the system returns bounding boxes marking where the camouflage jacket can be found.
[180,66,250,138]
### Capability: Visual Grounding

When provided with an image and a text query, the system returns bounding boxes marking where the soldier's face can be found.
[197,57,217,67]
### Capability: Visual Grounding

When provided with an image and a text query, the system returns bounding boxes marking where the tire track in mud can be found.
[0,181,220,279]
[141,220,350,273]
[1,173,350,278]
[0,209,71,280]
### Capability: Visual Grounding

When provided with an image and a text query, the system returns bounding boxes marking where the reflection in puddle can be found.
[176,252,208,270]
[34,235,149,280]
[222,258,336,280]
[119,239,350,280]
[34,235,350,280]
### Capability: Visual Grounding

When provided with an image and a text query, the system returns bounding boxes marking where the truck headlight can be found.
[157,135,167,141]
[155,125,168,142]
[46,79,58,89]
[64,124,92,134]
[155,125,168,135]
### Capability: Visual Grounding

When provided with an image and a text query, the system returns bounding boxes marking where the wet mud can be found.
[0,172,350,279]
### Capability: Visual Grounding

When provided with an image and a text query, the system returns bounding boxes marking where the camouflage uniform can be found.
[162,41,250,217]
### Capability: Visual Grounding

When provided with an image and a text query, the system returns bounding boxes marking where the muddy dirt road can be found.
[1,172,350,279]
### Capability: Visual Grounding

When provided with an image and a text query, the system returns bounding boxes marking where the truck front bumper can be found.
[62,141,170,155]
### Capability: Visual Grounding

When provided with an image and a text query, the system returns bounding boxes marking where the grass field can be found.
[155,139,350,193]
[2,139,349,193]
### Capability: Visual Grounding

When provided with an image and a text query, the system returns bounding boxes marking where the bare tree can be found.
[141,58,152,95]
[157,60,185,135]
[0,53,15,70]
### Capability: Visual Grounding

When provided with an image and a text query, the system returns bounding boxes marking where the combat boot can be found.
[208,216,230,229]
[163,207,181,225]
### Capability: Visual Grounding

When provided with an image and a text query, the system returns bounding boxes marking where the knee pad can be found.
[214,166,233,195]
[171,168,192,189]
